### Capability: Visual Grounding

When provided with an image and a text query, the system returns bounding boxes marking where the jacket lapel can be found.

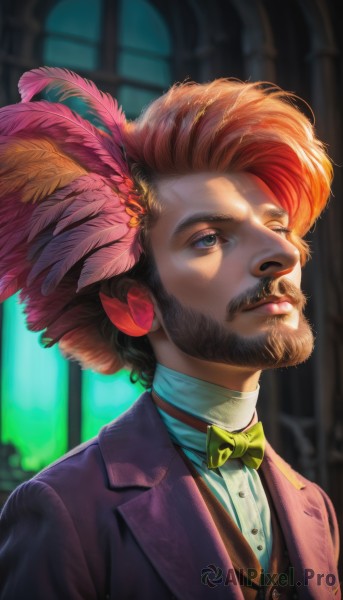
[98,395,339,599]
[99,393,244,599]
[262,443,340,599]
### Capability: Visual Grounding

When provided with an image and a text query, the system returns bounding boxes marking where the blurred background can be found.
[0,0,342,571]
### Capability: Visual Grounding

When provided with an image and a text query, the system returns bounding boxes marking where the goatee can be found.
[151,276,314,369]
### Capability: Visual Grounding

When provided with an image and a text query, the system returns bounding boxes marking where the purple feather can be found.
[28,220,131,293]
[78,227,141,288]
[29,196,77,242]
[28,174,109,241]
[53,185,123,234]
[54,198,108,234]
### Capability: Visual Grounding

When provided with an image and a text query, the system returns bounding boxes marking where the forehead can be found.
[151,172,286,238]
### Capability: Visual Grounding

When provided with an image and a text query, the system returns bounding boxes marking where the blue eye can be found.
[193,233,219,249]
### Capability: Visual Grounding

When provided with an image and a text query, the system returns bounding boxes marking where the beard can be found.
[150,275,314,370]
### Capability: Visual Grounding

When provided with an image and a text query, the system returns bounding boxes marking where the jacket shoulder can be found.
[32,392,151,489]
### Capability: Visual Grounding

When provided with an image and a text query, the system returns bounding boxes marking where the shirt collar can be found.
[152,363,259,432]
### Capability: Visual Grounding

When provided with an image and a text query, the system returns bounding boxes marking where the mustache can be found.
[226,277,307,321]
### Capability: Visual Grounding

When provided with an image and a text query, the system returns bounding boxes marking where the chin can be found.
[237,316,315,369]
[154,285,314,371]
[167,312,315,371]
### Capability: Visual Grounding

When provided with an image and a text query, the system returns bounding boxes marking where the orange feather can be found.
[0,138,87,203]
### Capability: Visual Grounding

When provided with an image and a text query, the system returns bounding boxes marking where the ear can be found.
[144,291,163,333]
[99,286,156,337]
[148,311,162,333]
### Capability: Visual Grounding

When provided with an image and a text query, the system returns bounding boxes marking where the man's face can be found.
[147,172,313,371]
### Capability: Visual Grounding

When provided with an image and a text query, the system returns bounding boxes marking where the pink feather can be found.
[0,67,144,375]
[19,67,126,144]
[0,227,31,260]
[58,326,122,374]
[0,265,29,301]
[0,102,127,178]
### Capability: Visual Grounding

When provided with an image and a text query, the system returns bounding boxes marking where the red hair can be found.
[125,79,332,236]
[0,74,333,379]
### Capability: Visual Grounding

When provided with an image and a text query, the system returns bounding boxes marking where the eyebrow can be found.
[172,207,289,239]
[172,213,235,238]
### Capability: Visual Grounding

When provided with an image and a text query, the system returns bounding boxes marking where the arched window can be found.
[1,0,172,474]
[44,0,102,70]
[117,0,172,116]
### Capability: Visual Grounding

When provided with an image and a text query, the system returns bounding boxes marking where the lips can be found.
[243,295,295,312]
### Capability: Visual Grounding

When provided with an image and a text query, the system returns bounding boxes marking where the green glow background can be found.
[1,296,145,472]
[81,371,144,442]
[1,296,69,471]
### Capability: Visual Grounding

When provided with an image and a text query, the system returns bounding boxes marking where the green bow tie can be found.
[206,421,265,470]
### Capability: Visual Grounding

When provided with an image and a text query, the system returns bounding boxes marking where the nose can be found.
[250,235,300,279]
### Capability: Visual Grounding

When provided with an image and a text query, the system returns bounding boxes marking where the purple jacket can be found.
[0,392,340,599]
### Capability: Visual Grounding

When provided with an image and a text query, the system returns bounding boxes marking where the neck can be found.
[152,346,261,392]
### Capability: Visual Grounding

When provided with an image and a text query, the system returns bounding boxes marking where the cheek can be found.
[158,252,243,312]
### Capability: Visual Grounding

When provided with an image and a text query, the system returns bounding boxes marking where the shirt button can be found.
[238,491,246,498]
[257,545,263,551]
[271,589,281,599]
[251,528,259,534]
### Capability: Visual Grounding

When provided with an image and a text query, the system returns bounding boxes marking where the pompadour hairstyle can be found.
[125,79,332,236]
[0,73,333,388]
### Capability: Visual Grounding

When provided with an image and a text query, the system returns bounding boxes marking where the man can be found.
[0,68,340,599]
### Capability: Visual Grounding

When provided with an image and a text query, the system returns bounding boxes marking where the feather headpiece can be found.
[0,67,145,373]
